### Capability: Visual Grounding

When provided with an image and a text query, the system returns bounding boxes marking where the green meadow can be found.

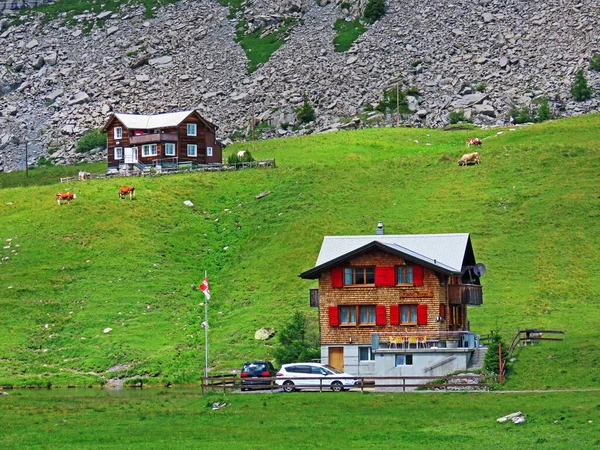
[0,390,599,449]
[0,114,599,389]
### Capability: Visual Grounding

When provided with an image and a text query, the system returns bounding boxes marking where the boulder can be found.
[254,327,276,341]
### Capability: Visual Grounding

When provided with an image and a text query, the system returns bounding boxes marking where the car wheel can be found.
[331,381,344,392]
[282,381,295,393]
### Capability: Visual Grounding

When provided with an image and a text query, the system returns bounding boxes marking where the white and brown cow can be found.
[458,152,481,166]
[466,137,482,148]
[119,186,135,200]
[56,192,76,205]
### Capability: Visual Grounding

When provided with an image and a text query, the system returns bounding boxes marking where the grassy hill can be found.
[1,115,599,389]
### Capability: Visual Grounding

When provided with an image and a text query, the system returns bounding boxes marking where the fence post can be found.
[319,378,323,393]
[222,376,226,395]
[499,342,503,384]
[403,378,405,393]
[360,377,364,394]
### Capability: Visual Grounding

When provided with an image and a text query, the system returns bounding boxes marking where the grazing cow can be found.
[56,192,76,205]
[237,150,247,159]
[466,138,482,148]
[119,186,135,200]
[78,171,91,181]
[458,152,480,166]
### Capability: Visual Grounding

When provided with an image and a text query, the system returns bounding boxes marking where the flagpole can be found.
[204,270,209,390]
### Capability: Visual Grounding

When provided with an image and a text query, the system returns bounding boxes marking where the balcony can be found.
[372,331,481,351]
[130,133,178,145]
[448,284,483,306]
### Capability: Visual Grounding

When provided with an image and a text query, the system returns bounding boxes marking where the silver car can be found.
[276,363,358,392]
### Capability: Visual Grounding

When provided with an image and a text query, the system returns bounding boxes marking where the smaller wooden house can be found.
[300,223,487,380]
[102,110,222,172]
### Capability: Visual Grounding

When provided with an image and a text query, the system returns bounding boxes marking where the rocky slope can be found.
[0,0,599,172]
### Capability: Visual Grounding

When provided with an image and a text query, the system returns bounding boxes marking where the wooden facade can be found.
[103,110,222,169]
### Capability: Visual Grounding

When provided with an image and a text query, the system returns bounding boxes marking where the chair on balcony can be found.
[401,336,409,349]
[408,336,417,348]
[389,336,398,348]
[417,336,428,348]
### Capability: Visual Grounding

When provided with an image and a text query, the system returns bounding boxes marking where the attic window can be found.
[114,127,122,139]
[344,267,375,285]
[397,266,414,285]
[187,123,197,136]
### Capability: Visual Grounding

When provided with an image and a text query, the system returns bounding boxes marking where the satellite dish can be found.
[473,263,487,277]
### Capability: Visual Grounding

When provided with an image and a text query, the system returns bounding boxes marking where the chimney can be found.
[376,221,384,235]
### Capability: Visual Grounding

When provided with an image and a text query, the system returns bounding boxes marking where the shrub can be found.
[483,331,508,376]
[589,53,600,71]
[449,110,469,124]
[376,86,411,114]
[76,128,106,153]
[476,83,486,93]
[274,311,319,365]
[534,96,551,122]
[570,69,593,101]
[363,0,385,24]
[227,150,255,165]
[296,93,316,124]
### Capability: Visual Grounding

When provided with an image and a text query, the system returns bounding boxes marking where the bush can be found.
[448,110,470,124]
[376,86,412,114]
[534,96,551,122]
[273,311,319,365]
[483,331,508,376]
[76,128,106,153]
[363,0,385,24]
[476,83,486,93]
[296,94,316,124]
[227,150,255,165]
[589,53,600,71]
[570,69,593,101]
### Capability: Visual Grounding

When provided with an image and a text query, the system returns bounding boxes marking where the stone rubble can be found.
[0,0,599,172]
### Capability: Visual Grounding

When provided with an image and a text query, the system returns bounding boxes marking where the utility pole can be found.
[25,140,29,186]
[251,103,255,154]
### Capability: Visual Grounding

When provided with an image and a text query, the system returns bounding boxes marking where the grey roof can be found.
[314,233,471,274]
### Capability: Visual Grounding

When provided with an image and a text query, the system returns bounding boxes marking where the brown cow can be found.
[458,152,480,166]
[466,138,482,147]
[119,186,135,200]
[56,192,76,205]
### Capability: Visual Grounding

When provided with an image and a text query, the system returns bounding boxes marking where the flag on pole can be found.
[200,277,210,300]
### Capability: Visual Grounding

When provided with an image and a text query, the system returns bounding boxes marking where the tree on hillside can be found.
[570,69,593,101]
[364,0,386,24]
[483,331,508,377]
[274,311,319,365]
[296,93,316,124]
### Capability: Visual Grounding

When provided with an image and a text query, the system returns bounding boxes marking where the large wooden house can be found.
[103,110,222,172]
[300,223,486,379]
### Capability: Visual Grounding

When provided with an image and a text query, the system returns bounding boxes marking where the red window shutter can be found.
[413,265,424,286]
[375,266,395,286]
[390,305,400,325]
[376,305,387,326]
[417,304,428,325]
[439,304,446,320]
[331,267,343,288]
[329,306,339,327]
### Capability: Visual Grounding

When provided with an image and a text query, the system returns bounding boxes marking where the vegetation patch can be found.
[333,18,367,52]
[75,128,106,153]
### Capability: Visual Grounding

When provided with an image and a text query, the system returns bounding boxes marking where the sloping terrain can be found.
[0,114,599,388]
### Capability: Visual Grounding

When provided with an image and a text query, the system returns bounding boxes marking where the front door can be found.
[329,347,344,371]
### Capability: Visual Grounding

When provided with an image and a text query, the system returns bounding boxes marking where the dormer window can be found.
[344,267,375,285]
[187,123,197,136]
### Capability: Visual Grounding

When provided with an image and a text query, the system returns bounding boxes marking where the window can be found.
[207,146,213,157]
[359,347,375,362]
[187,123,197,136]
[114,147,123,159]
[165,143,176,156]
[142,144,157,157]
[340,305,376,326]
[397,266,414,285]
[114,127,122,139]
[344,267,375,285]
[187,144,197,157]
[395,354,413,366]
[400,305,418,324]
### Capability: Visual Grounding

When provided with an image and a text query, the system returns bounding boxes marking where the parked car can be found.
[240,361,277,391]
[276,363,358,392]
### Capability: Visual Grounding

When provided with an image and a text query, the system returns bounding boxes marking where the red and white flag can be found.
[200,277,211,300]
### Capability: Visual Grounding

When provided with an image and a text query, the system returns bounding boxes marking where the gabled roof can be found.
[102,110,216,132]
[300,233,476,279]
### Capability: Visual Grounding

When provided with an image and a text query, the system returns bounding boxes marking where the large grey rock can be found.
[68,91,90,105]
[254,328,276,341]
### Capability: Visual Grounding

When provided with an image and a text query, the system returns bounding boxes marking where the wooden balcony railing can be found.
[448,284,483,306]
[130,133,178,145]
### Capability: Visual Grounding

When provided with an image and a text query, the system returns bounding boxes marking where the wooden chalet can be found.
[102,110,222,172]
[300,222,487,379]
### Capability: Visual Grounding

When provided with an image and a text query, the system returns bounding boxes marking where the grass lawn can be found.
[0,390,598,449]
[0,114,599,390]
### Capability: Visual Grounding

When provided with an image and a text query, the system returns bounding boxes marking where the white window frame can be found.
[142,144,157,157]
[114,147,123,160]
[359,347,375,362]
[187,123,197,136]
[114,127,122,139]
[165,143,176,156]
[206,146,213,157]
[395,354,413,366]
[187,144,197,157]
